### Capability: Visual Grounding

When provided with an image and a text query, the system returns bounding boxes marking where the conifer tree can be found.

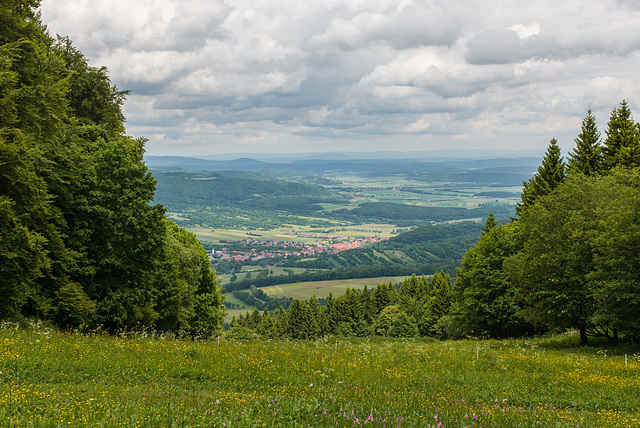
[257,309,277,339]
[568,109,602,176]
[360,285,377,325]
[419,272,453,338]
[341,288,363,331]
[516,138,566,216]
[483,213,497,235]
[273,306,288,337]
[603,100,640,169]
[322,293,338,335]
[286,299,305,339]
[306,296,322,339]
[373,282,398,313]
[398,275,430,322]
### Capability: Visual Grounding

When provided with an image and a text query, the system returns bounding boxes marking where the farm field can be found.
[223,275,412,321]
[189,222,400,245]
[330,175,523,208]
[1,322,638,427]
[260,276,411,300]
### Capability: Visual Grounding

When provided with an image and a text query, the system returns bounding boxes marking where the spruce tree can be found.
[603,100,640,169]
[516,138,566,216]
[419,272,453,338]
[483,213,497,235]
[568,109,602,176]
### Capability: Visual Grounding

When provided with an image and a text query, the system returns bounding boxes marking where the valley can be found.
[147,154,532,319]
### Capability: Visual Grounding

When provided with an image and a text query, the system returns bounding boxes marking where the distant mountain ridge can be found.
[145,155,540,181]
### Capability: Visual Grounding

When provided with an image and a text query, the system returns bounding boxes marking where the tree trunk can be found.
[579,325,589,346]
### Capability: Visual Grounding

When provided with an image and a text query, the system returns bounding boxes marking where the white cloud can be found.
[509,23,541,40]
[39,0,640,156]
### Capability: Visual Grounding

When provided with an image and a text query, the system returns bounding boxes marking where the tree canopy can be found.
[0,0,224,334]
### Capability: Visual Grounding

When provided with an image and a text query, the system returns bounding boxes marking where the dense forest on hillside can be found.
[153,170,339,212]
[333,202,513,225]
[0,1,224,334]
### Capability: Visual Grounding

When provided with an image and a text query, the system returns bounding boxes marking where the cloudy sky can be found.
[40,0,640,157]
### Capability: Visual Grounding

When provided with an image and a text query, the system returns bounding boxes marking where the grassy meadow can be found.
[1,321,638,427]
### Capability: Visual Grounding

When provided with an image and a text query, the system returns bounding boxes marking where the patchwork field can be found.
[2,322,637,427]
[189,222,400,245]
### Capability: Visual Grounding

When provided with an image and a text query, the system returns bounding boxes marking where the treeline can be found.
[228,273,454,340]
[0,1,224,334]
[222,262,458,292]
[227,288,293,312]
[333,202,513,225]
[451,103,640,344]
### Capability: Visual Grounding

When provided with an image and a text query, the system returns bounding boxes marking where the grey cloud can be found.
[39,0,640,156]
[465,29,528,65]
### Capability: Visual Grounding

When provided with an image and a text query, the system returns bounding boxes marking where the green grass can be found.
[1,321,638,427]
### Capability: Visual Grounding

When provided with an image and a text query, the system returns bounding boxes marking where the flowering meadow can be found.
[0,321,638,427]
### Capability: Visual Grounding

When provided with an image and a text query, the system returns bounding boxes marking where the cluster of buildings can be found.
[210,235,385,264]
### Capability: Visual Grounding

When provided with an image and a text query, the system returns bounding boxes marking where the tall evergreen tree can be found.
[419,272,453,338]
[286,299,305,339]
[516,138,566,216]
[398,275,430,323]
[360,285,377,325]
[603,100,640,169]
[273,306,288,337]
[372,282,398,314]
[568,109,603,176]
[341,287,363,330]
[257,310,277,339]
[306,296,321,339]
[483,213,497,235]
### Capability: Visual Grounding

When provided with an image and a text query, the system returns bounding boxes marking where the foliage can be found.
[568,108,602,176]
[603,100,640,169]
[452,220,533,339]
[516,138,566,216]
[0,0,224,333]
[457,102,640,342]
[589,169,640,339]
[508,174,605,344]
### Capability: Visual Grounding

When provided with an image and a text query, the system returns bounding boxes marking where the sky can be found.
[39,0,640,158]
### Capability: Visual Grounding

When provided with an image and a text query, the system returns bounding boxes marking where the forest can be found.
[0,1,225,334]
[2,1,640,348]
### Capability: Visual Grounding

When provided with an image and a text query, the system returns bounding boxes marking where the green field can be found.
[223,275,412,321]
[260,276,411,300]
[2,322,637,427]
